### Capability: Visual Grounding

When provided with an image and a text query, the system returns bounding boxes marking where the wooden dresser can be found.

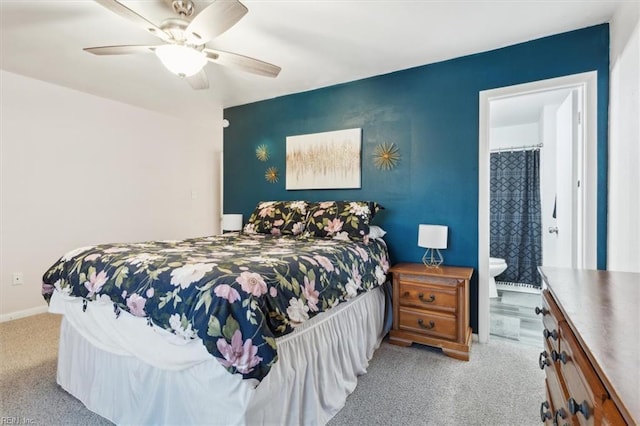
[537,267,639,425]
[389,263,473,361]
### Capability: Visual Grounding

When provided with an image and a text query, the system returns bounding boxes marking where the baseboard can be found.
[0,305,49,323]
[496,281,541,295]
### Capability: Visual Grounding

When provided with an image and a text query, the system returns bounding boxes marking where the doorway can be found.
[477,72,598,344]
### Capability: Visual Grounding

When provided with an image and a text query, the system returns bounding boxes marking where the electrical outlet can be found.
[12,272,24,286]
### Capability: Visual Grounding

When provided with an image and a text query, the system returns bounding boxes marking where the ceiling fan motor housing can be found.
[160,18,194,44]
[172,0,195,17]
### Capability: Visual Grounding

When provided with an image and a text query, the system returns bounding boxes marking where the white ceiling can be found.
[491,88,572,128]
[0,0,621,123]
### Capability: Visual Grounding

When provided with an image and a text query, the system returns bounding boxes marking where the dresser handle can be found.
[535,306,549,316]
[418,293,435,303]
[551,350,568,364]
[543,328,558,341]
[568,398,590,420]
[417,319,435,329]
[539,401,552,421]
[554,407,568,425]
[538,351,551,369]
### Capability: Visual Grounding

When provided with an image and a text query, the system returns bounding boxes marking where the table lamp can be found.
[418,224,448,267]
[222,214,243,233]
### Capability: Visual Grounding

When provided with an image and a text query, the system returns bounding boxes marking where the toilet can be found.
[489,257,508,298]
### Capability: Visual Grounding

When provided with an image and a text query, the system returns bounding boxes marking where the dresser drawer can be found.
[398,307,457,341]
[541,380,555,425]
[540,338,562,379]
[397,282,457,313]
[546,360,573,426]
[558,321,608,425]
[541,290,562,353]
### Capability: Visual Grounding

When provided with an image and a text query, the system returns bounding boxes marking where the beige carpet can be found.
[1,313,545,426]
[0,313,111,425]
[1,313,61,371]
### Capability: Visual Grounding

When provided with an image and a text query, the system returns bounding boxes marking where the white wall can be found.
[540,105,558,266]
[0,70,223,320]
[489,122,539,150]
[608,2,640,272]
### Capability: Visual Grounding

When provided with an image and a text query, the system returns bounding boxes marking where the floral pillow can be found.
[304,201,383,240]
[244,201,309,236]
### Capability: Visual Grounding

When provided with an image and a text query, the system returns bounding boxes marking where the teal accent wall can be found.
[223,24,609,331]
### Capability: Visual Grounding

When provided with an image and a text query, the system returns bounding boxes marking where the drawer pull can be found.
[568,398,590,420]
[551,350,568,364]
[543,328,558,341]
[417,319,435,329]
[418,293,436,303]
[535,306,549,316]
[554,408,568,425]
[539,401,552,421]
[538,351,551,370]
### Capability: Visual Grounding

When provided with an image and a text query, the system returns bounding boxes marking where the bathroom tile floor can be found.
[490,288,544,348]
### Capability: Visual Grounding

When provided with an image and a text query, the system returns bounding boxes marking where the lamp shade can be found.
[418,224,448,249]
[154,44,207,77]
[222,214,243,232]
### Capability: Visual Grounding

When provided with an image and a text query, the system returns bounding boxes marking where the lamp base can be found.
[422,248,443,268]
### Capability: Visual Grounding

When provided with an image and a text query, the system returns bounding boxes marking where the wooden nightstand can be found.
[389,263,473,361]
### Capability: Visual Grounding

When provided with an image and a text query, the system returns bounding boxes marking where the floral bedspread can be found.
[42,233,390,381]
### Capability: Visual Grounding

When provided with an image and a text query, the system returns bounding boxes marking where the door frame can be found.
[477,71,598,343]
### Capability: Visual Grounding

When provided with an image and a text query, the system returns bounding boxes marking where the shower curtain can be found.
[490,149,542,288]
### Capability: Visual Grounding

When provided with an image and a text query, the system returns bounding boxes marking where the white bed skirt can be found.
[51,287,385,425]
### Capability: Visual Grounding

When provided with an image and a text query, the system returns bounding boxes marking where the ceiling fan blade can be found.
[93,0,171,42]
[204,48,281,78]
[186,0,248,44]
[186,70,210,90]
[84,45,158,55]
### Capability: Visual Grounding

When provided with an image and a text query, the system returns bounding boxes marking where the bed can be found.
[42,200,391,425]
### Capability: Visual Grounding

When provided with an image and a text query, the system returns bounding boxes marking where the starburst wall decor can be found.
[256,144,269,162]
[373,142,400,170]
[265,167,279,183]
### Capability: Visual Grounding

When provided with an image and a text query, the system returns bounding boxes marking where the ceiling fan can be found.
[84,0,281,90]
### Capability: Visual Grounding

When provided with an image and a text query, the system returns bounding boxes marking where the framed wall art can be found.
[285,128,361,190]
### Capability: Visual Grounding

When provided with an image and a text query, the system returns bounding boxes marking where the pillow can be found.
[305,201,383,240]
[244,201,309,235]
[369,225,387,239]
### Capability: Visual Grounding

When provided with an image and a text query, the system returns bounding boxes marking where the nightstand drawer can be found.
[398,307,457,341]
[398,282,457,313]
[396,272,462,288]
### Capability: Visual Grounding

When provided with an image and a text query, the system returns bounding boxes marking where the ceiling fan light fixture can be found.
[155,44,207,77]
